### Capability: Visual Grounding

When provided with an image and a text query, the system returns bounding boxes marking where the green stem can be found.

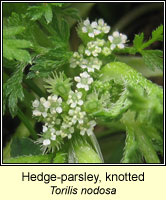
[17,108,38,140]
[24,78,47,98]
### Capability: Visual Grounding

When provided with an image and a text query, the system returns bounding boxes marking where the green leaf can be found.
[141,50,163,70]
[63,8,80,20]
[3,26,25,38]
[27,47,72,78]
[27,6,44,21]
[44,4,53,24]
[4,154,53,163]
[133,33,144,52]
[61,19,70,42]
[11,138,42,157]
[3,38,32,63]
[152,24,163,41]
[53,152,67,163]
[3,63,25,117]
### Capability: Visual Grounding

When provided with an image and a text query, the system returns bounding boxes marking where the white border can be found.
[1,1,165,166]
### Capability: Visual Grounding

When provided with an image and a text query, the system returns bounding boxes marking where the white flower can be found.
[43,139,51,146]
[43,125,48,132]
[43,101,51,109]
[74,72,93,91]
[68,107,86,125]
[85,39,104,57]
[108,31,127,50]
[32,100,39,108]
[33,110,41,116]
[56,107,62,113]
[67,90,83,108]
[80,18,111,39]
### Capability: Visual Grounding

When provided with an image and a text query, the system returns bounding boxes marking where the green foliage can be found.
[27,4,53,24]
[3,63,25,117]
[27,48,72,78]
[3,3,163,164]
[4,154,53,163]
[10,137,42,157]
[3,25,32,63]
[68,135,103,163]
[141,50,163,70]
[115,25,163,71]
[101,62,163,163]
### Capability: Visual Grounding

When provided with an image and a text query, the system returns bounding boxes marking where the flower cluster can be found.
[74,72,93,91]
[70,53,102,72]
[108,31,127,50]
[32,18,128,153]
[80,18,110,38]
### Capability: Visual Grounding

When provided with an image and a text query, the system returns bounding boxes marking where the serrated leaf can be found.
[3,38,32,63]
[4,154,53,163]
[133,33,144,51]
[44,4,53,24]
[152,24,163,41]
[3,26,25,38]
[141,50,163,70]
[27,6,44,21]
[3,63,25,117]
[61,19,70,42]
[63,8,80,20]
[11,137,42,157]
[27,47,72,78]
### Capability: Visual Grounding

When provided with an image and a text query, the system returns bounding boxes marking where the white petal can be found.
[51,135,56,141]
[69,109,74,116]
[98,19,104,26]
[85,50,91,56]
[68,134,72,139]
[84,19,90,26]
[69,127,74,133]
[33,110,41,116]
[81,71,89,78]
[43,126,48,132]
[32,100,39,107]
[82,26,87,33]
[40,97,46,104]
[80,129,85,136]
[57,97,62,104]
[81,64,87,69]
[78,100,83,105]
[52,95,58,101]
[88,77,93,84]
[117,43,125,49]
[71,102,77,108]
[84,85,89,91]
[43,101,51,109]
[113,31,119,37]
[51,128,55,134]
[121,34,127,42]
[91,21,98,28]
[74,76,81,82]
[76,91,82,99]
[94,29,101,35]
[88,32,95,38]
[108,35,113,42]
[110,44,116,50]
[43,139,51,146]
[103,26,110,33]
[76,83,83,88]
[42,112,47,118]
[56,107,62,113]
